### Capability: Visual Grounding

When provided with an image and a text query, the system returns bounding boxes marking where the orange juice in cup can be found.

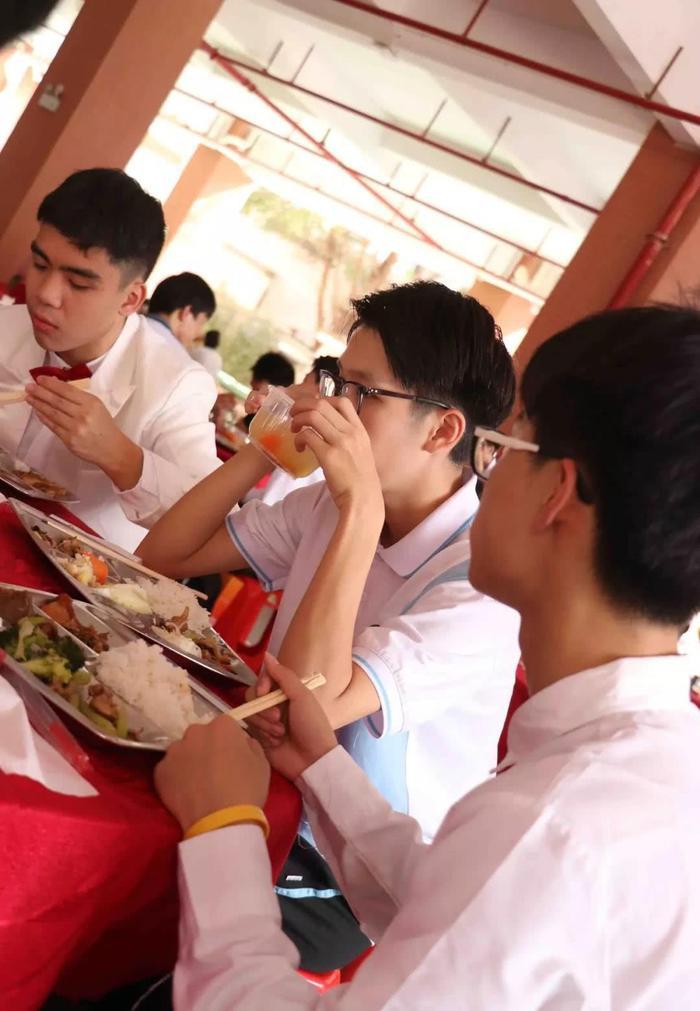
[248,387,319,478]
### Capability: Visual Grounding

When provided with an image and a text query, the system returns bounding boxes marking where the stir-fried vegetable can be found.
[0,609,128,739]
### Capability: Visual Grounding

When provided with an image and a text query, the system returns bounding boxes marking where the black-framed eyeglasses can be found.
[318,368,452,415]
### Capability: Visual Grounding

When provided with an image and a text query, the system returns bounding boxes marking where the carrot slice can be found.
[86,552,108,585]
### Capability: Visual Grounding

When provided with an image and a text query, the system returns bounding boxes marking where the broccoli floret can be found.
[0,626,19,653]
[55,636,86,672]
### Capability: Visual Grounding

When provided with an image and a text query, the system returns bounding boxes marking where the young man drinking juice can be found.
[156,304,700,1008]
[140,280,521,968]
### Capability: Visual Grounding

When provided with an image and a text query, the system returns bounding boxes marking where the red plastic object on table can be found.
[298,969,341,992]
[215,575,281,675]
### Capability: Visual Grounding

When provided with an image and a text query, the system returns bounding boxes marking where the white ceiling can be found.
[158,0,686,300]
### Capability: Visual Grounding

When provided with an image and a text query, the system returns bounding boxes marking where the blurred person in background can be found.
[242,350,296,431]
[190,329,223,381]
[250,350,295,392]
[147,272,215,350]
[244,356,339,507]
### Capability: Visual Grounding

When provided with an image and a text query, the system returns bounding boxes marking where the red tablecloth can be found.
[0,497,301,1009]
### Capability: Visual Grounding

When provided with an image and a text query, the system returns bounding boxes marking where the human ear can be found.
[533,458,580,532]
[423,408,466,456]
[119,280,147,317]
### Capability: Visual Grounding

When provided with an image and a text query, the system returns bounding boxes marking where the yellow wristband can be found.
[184,804,270,841]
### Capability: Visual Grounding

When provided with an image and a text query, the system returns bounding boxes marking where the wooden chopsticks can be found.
[227,672,326,722]
[0,378,91,407]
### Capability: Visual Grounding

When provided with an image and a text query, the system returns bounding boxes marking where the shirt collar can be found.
[147,313,174,336]
[377,475,479,577]
[499,654,696,770]
[46,348,108,372]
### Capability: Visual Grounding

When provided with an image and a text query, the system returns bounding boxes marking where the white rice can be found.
[153,625,203,658]
[137,578,211,633]
[96,639,198,740]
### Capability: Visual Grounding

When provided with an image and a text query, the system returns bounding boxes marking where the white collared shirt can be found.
[227,478,520,840]
[175,654,700,1010]
[0,306,219,550]
[242,466,325,506]
[189,345,222,380]
[145,313,180,346]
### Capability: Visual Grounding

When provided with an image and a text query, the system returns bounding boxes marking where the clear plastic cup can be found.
[248,386,319,478]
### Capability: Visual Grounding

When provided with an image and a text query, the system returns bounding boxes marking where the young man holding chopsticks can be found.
[140,280,521,970]
[154,304,700,1008]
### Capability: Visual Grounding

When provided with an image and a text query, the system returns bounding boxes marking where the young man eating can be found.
[0,168,219,550]
[140,281,521,967]
[155,304,700,1008]
[141,280,519,833]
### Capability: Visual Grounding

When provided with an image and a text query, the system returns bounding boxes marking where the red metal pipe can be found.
[173,84,566,268]
[204,44,441,247]
[608,160,700,308]
[462,0,492,38]
[327,0,700,128]
[201,43,600,215]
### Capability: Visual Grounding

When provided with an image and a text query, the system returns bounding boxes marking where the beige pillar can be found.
[163,145,251,245]
[0,0,223,278]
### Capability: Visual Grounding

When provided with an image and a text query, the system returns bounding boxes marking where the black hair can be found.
[349,281,514,464]
[522,304,700,626]
[2,0,59,47]
[252,351,295,387]
[204,329,220,349]
[149,272,216,318]
[38,169,165,280]
[312,355,339,381]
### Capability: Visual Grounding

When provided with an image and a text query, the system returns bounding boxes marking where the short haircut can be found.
[521,304,700,626]
[350,281,514,463]
[252,351,295,387]
[204,329,220,349]
[311,355,339,380]
[38,169,165,281]
[2,0,59,48]
[149,272,216,318]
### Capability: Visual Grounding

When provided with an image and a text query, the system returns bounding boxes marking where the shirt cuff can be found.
[114,448,160,523]
[179,824,281,932]
[297,748,394,841]
[352,647,405,738]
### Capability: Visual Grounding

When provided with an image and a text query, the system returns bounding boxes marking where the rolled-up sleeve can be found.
[117,367,220,526]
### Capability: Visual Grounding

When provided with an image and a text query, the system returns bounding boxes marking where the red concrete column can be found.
[515,124,700,371]
[163,145,251,245]
[0,0,223,279]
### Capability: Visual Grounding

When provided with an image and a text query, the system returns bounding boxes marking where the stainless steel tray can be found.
[0,582,229,751]
[9,498,255,686]
[0,449,78,503]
